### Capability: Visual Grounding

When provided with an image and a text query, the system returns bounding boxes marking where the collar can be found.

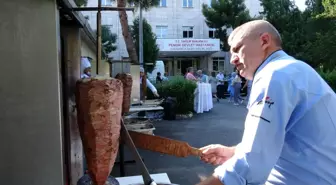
[253,49,287,78]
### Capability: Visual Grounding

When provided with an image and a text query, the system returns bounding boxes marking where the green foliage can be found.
[131,17,159,72]
[300,23,336,69]
[101,25,117,58]
[299,0,336,69]
[317,69,336,91]
[259,0,336,88]
[147,76,197,114]
[321,0,336,16]
[259,0,310,60]
[305,0,324,15]
[74,0,87,7]
[202,0,251,50]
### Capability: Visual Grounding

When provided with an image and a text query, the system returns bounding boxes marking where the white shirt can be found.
[216,73,224,85]
[140,77,157,93]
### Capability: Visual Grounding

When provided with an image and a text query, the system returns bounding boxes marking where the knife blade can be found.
[120,119,156,185]
[128,131,202,158]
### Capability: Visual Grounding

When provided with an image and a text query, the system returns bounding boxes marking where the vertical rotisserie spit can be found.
[115,73,133,115]
[76,77,123,185]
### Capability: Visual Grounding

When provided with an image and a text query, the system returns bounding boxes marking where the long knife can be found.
[120,119,157,185]
[128,131,202,158]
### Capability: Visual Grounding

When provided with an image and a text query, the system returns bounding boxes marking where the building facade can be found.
[84,0,261,76]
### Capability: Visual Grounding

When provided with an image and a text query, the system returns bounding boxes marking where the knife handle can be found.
[190,147,202,156]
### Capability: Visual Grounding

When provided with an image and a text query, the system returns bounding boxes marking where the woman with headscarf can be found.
[140,67,159,100]
[81,57,91,79]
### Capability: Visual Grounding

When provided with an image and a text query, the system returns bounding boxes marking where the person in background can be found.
[140,67,159,100]
[197,70,208,83]
[186,67,197,81]
[203,69,209,83]
[232,69,244,105]
[162,72,169,81]
[242,79,253,107]
[81,57,91,79]
[209,71,219,102]
[227,72,235,103]
[156,72,163,83]
[216,71,225,99]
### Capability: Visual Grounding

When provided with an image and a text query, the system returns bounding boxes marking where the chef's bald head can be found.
[228,20,282,47]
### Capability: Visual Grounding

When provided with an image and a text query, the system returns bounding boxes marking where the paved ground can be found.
[112,100,248,185]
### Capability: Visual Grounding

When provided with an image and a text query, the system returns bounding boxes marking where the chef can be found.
[81,57,91,79]
[197,20,336,185]
[140,67,159,100]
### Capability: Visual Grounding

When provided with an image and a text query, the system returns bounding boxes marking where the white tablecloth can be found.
[194,83,213,113]
[116,173,171,185]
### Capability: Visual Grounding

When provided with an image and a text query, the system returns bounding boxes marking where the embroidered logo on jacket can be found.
[257,96,274,108]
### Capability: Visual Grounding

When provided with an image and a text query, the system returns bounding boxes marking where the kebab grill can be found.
[75,75,200,185]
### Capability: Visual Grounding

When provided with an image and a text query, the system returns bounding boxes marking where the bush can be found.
[147,76,197,114]
[317,68,336,92]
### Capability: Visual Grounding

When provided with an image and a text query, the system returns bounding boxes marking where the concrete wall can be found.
[0,0,65,185]
[81,36,97,74]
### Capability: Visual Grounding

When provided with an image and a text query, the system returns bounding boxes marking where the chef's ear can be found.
[260,33,271,50]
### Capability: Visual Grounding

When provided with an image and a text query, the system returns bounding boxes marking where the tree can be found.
[74,0,88,7]
[117,0,160,64]
[101,25,117,59]
[302,0,336,70]
[131,17,159,72]
[305,0,324,15]
[259,0,311,64]
[321,0,336,17]
[202,0,251,51]
[259,0,336,70]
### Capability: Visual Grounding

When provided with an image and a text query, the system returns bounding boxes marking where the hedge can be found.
[147,76,197,114]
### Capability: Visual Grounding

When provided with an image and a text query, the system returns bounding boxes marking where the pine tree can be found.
[202,0,251,51]
[131,17,159,72]
[101,25,117,59]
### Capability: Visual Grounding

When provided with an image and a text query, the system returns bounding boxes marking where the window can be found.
[156,26,168,38]
[209,28,216,38]
[182,0,193,7]
[160,0,167,7]
[101,0,113,6]
[212,57,225,72]
[182,26,193,38]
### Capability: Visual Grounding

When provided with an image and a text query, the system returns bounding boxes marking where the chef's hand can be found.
[200,144,235,166]
[153,91,160,97]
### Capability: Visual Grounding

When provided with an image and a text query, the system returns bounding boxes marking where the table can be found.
[116,173,172,185]
[129,100,164,113]
[194,83,213,113]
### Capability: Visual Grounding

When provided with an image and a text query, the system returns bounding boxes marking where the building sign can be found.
[157,39,220,52]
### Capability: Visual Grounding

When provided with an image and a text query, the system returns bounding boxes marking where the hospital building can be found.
[84,0,262,76]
